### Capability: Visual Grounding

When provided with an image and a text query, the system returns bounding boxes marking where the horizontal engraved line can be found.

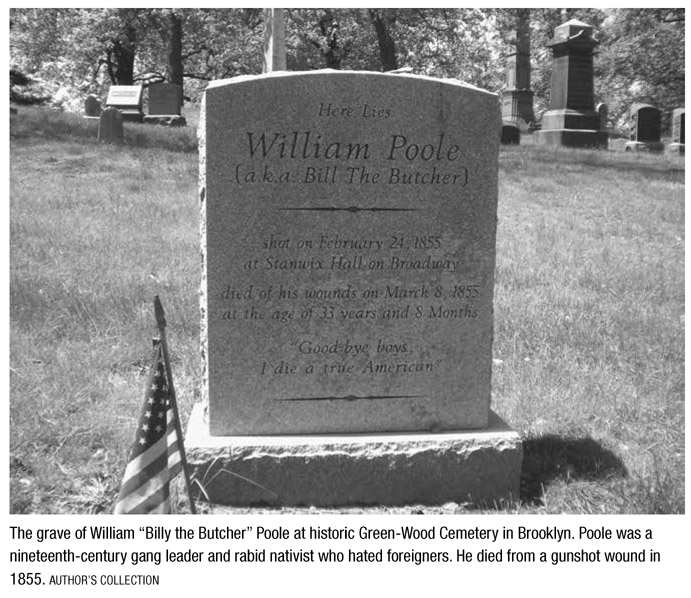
[275,394,426,402]
[276,206,419,213]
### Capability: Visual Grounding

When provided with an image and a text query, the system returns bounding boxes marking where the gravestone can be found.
[187,70,522,507]
[501,123,520,145]
[147,83,182,115]
[501,8,536,132]
[596,102,608,131]
[83,94,102,118]
[625,103,664,153]
[668,107,685,154]
[105,85,143,123]
[535,19,608,148]
[97,107,123,144]
[144,83,186,127]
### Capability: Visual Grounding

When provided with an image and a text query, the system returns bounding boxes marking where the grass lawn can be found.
[9,108,685,514]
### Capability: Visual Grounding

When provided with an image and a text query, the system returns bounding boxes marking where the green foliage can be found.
[597,9,685,128]
[9,9,685,136]
[9,68,52,105]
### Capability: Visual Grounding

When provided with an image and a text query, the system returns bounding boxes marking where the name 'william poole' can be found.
[245,132,461,162]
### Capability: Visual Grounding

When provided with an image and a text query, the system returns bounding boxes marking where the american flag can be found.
[114,340,182,514]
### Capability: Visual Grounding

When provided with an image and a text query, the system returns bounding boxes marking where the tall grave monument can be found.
[187,71,522,507]
[535,19,608,149]
[501,8,536,132]
[263,8,286,73]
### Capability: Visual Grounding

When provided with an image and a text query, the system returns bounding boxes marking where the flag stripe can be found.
[117,451,168,500]
[116,477,171,514]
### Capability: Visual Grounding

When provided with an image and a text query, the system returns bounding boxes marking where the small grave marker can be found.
[97,107,123,144]
[105,85,143,123]
[668,107,685,154]
[625,103,664,153]
[84,94,102,118]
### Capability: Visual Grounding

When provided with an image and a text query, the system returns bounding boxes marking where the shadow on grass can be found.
[520,435,627,506]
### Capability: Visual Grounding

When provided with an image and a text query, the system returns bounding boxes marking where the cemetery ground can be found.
[9,108,684,514]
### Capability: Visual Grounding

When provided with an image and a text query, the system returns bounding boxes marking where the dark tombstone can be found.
[596,102,608,131]
[143,83,186,127]
[535,19,608,149]
[625,104,664,153]
[668,107,685,154]
[84,95,102,118]
[501,123,521,145]
[105,85,143,123]
[97,107,123,144]
[147,83,182,115]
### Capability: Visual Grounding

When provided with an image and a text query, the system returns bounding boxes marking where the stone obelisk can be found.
[263,8,287,72]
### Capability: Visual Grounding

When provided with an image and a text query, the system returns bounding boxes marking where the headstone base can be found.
[143,115,187,127]
[534,128,609,149]
[624,140,664,153]
[541,108,600,131]
[119,110,143,123]
[667,142,685,155]
[501,89,536,132]
[185,403,522,508]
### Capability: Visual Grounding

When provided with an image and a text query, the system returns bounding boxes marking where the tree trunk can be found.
[110,41,135,84]
[368,9,398,72]
[108,21,136,85]
[318,9,341,70]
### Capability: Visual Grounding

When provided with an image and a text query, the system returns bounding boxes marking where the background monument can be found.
[501,8,536,132]
[187,70,522,507]
[625,103,664,152]
[263,8,287,72]
[97,107,123,143]
[105,85,144,123]
[668,107,685,154]
[535,19,608,148]
[144,82,186,127]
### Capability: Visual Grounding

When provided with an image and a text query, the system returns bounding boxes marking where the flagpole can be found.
[154,295,197,514]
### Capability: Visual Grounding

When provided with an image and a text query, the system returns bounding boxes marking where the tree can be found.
[597,8,685,127]
[10,7,683,120]
[368,9,398,71]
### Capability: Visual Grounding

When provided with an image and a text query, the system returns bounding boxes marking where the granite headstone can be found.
[147,83,182,115]
[501,123,520,145]
[97,107,123,144]
[105,85,143,123]
[200,71,500,436]
[668,107,685,154]
[625,103,664,153]
[596,102,608,131]
[84,94,102,118]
